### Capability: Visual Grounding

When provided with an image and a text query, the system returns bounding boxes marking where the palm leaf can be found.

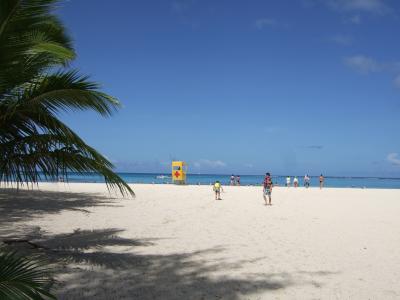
[0,0,134,196]
[0,71,134,196]
[0,247,56,300]
[0,0,74,94]
[20,70,120,116]
[0,127,134,196]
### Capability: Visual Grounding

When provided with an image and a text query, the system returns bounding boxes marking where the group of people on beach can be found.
[213,174,326,204]
[285,174,324,189]
[230,175,240,186]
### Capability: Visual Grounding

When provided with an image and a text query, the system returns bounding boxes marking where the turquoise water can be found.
[61,173,400,189]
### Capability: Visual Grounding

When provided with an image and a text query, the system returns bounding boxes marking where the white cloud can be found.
[264,126,280,133]
[255,18,277,29]
[393,75,400,88]
[347,14,362,24]
[330,34,353,45]
[171,0,195,13]
[344,55,400,87]
[387,153,400,166]
[254,18,288,30]
[193,159,226,168]
[326,0,390,14]
[307,145,324,150]
[344,55,381,74]
[114,160,170,173]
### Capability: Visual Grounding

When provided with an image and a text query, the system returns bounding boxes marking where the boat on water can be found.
[156,175,170,179]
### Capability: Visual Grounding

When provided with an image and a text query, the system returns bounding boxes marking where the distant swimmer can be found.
[304,174,310,188]
[286,176,291,187]
[294,176,299,188]
[213,181,223,200]
[319,174,324,189]
[263,173,273,205]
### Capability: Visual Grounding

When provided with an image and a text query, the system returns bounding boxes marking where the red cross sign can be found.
[174,171,180,178]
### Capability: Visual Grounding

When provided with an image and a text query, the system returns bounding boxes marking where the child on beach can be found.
[294,176,299,187]
[319,174,324,189]
[236,175,241,186]
[263,173,273,205]
[213,181,223,200]
[230,175,235,186]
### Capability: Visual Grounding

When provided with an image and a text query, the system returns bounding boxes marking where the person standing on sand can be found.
[304,174,310,188]
[213,181,223,200]
[319,174,324,189]
[236,175,240,186]
[286,176,291,187]
[263,173,273,205]
[230,175,235,186]
[294,176,299,188]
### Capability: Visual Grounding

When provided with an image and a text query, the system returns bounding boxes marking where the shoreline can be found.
[8,173,399,189]
[1,181,400,191]
[49,171,400,180]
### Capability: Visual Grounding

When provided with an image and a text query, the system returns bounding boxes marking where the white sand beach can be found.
[1,183,400,299]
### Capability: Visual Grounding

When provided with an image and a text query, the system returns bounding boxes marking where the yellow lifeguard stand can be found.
[172,161,187,184]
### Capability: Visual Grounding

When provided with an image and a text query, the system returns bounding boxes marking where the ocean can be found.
[61,173,400,189]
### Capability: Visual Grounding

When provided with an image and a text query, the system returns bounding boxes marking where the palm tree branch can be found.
[13,71,120,116]
[0,0,20,38]
[0,248,56,299]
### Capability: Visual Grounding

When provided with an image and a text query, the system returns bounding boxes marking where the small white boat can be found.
[156,175,170,179]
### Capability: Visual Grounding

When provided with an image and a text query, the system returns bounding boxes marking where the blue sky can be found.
[58,0,400,176]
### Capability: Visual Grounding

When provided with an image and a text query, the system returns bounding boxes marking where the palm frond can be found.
[0,247,56,300]
[22,71,120,116]
[0,128,134,197]
[0,0,74,94]
[0,0,134,197]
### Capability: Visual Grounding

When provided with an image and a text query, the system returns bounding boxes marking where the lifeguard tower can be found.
[172,161,187,184]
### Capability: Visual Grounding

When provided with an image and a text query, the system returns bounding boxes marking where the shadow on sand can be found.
[0,188,338,299]
[0,188,121,237]
[4,227,337,299]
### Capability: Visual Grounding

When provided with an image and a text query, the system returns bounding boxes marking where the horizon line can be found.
[67,171,400,180]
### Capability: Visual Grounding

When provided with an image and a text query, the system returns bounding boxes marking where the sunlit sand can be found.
[1,183,400,299]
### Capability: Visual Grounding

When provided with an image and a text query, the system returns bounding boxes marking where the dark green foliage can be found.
[0,247,56,300]
[0,0,134,196]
